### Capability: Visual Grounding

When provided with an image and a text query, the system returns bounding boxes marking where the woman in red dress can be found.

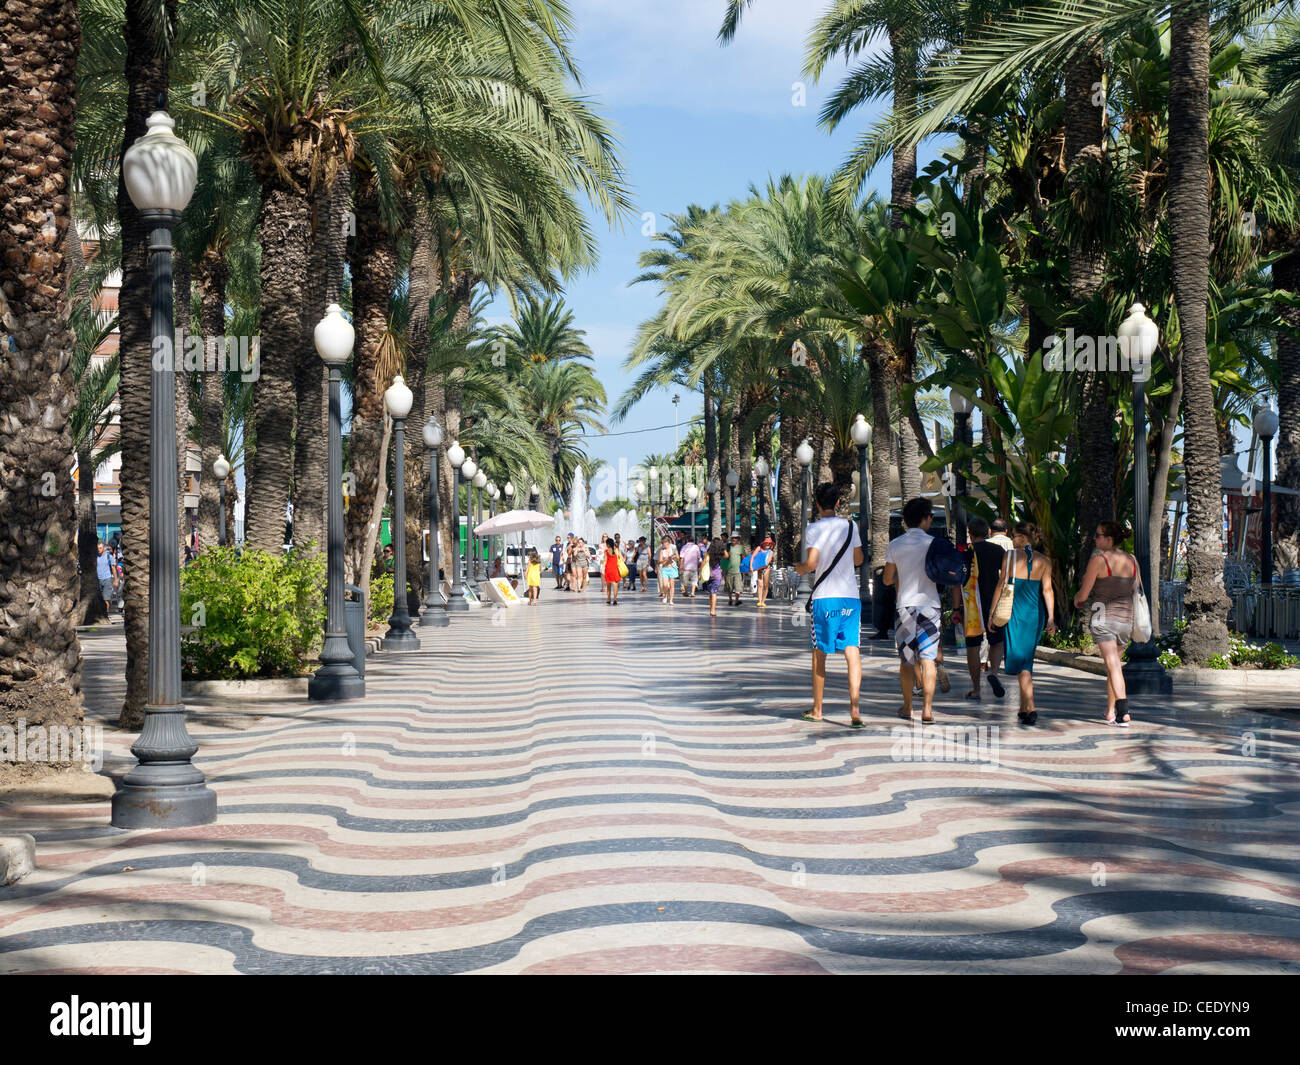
[602,537,622,605]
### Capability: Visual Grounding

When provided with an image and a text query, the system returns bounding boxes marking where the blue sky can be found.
[483,0,888,495]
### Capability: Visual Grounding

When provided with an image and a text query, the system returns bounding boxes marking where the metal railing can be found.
[1160,572,1300,639]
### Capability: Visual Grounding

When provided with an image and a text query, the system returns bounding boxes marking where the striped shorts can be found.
[896,606,941,665]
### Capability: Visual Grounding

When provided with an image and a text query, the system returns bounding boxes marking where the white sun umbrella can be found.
[473,509,556,536]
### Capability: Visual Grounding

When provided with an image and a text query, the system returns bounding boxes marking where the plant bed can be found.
[180,547,325,682]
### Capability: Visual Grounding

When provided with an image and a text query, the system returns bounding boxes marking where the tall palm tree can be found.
[493,294,594,367]
[0,0,84,707]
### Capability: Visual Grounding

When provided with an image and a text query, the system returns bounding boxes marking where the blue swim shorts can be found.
[810,597,861,654]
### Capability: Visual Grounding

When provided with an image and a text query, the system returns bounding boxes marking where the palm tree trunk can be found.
[1169,2,1229,662]
[114,0,176,729]
[1067,44,1114,575]
[174,252,192,551]
[0,0,83,704]
[402,199,432,606]
[737,400,754,540]
[703,377,719,537]
[777,391,801,568]
[245,177,309,552]
[291,175,339,553]
[344,173,398,581]
[866,343,894,572]
[1148,366,1183,636]
[897,387,922,501]
[1274,250,1300,567]
[196,247,225,547]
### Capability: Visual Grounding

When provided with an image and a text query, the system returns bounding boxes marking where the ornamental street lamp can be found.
[529,482,540,511]
[686,483,699,540]
[1118,303,1170,694]
[421,416,448,627]
[487,482,499,570]
[726,468,740,537]
[948,389,974,548]
[850,415,872,607]
[460,455,477,586]
[213,453,231,547]
[706,476,719,537]
[112,106,215,828]
[1255,405,1280,585]
[307,304,366,699]
[382,375,419,650]
[754,456,770,542]
[447,442,468,611]
[796,438,814,596]
[473,468,487,582]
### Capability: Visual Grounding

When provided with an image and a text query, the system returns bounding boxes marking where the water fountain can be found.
[547,468,646,551]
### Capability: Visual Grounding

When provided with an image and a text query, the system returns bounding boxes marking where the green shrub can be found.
[369,574,393,626]
[1156,621,1295,669]
[181,547,325,679]
[1042,626,1095,653]
[1203,654,1232,670]
[1158,651,1181,670]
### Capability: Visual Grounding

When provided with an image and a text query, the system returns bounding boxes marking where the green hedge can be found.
[181,547,325,679]
[369,573,394,626]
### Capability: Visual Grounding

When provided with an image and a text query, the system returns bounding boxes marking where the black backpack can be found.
[924,534,970,587]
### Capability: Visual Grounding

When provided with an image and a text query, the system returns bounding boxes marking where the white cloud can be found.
[568,0,866,117]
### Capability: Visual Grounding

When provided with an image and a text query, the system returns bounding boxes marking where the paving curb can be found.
[1035,646,1300,696]
[0,833,36,885]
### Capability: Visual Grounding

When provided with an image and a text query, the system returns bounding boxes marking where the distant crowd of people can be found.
[534,529,776,615]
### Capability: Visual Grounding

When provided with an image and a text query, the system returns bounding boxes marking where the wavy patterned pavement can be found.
[3,591,1300,974]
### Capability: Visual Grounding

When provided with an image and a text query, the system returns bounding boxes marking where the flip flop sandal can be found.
[849,719,865,729]
[800,711,823,722]
[897,707,913,721]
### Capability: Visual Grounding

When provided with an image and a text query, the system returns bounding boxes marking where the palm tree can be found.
[0,0,84,707]
[493,295,594,367]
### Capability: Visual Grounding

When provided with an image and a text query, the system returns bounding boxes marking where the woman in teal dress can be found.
[988,522,1057,724]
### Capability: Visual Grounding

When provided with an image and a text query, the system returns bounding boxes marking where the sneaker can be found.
[987,674,1005,699]
[936,665,951,693]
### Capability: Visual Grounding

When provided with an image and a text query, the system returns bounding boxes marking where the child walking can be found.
[526,550,542,604]
[705,537,726,618]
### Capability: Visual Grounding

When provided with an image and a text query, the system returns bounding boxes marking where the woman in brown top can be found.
[1074,520,1137,726]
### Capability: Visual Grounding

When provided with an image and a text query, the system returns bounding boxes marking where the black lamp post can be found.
[112,107,216,828]
[754,456,770,542]
[473,467,487,583]
[850,415,872,606]
[687,483,699,540]
[1256,405,1279,584]
[796,438,814,596]
[447,442,468,611]
[308,304,366,699]
[421,416,448,627]
[213,453,231,547]
[382,375,419,650]
[949,388,974,548]
[726,468,739,537]
[1119,303,1171,695]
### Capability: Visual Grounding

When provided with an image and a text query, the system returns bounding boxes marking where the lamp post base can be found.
[1123,644,1172,696]
[382,623,421,651]
[110,704,216,829]
[307,665,365,701]
[420,603,450,627]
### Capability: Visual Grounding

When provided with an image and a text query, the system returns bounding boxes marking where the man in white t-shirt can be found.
[793,482,864,727]
[884,496,943,723]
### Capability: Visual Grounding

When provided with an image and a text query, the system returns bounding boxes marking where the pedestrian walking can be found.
[551,535,566,590]
[793,482,864,727]
[1073,520,1136,725]
[988,521,1056,724]
[635,536,650,591]
[573,538,591,593]
[883,497,943,723]
[753,535,774,608]
[602,536,622,605]
[657,535,679,605]
[951,516,1006,701]
[95,540,117,620]
[526,550,542,604]
[680,536,702,598]
[704,537,726,617]
[725,533,745,606]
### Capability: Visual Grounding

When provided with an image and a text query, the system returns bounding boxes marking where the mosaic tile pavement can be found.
[3,590,1299,974]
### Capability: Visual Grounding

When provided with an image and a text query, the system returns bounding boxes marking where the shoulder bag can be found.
[1129,553,1152,643]
[990,547,1017,627]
